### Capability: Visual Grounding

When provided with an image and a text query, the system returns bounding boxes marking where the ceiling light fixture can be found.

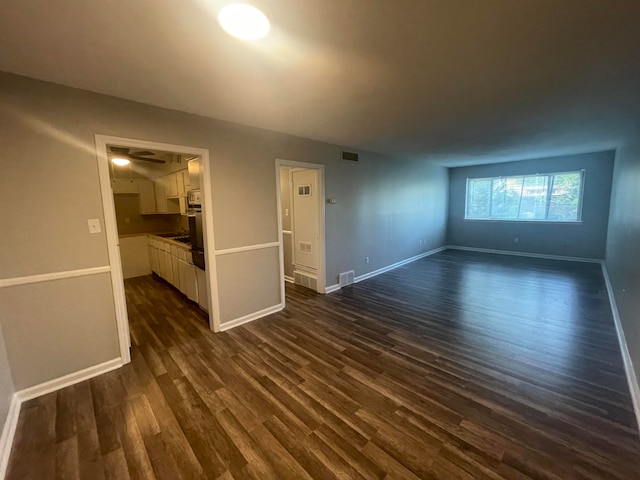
[218,3,270,40]
[111,157,131,166]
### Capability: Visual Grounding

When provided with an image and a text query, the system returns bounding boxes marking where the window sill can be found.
[463,219,583,225]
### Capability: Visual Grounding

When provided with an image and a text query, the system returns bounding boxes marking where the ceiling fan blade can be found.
[128,154,165,164]
[109,146,130,155]
[131,150,155,156]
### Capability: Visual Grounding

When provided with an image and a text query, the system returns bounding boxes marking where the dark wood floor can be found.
[6,250,640,479]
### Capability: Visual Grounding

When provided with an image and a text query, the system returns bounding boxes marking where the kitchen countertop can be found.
[147,233,192,249]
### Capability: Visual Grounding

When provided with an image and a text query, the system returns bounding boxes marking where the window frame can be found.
[464,170,585,223]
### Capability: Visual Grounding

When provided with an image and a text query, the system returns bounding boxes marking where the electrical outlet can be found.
[124,217,131,224]
[87,218,101,234]
[365,256,370,264]
[514,237,519,243]
[285,208,289,217]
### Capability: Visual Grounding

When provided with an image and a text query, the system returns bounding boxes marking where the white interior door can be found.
[292,169,319,271]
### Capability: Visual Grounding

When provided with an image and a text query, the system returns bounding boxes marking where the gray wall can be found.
[0,72,448,389]
[447,151,614,259]
[0,323,15,437]
[605,141,640,383]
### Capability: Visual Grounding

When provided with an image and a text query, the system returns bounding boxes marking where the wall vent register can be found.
[298,185,311,196]
[341,151,359,162]
[299,241,312,254]
[339,270,355,287]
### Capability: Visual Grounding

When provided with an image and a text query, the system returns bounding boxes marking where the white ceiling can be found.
[1,0,639,166]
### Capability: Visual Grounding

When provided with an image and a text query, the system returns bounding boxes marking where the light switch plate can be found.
[88,218,101,234]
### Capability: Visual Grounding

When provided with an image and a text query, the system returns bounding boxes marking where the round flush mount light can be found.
[218,3,270,40]
[111,157,131,166]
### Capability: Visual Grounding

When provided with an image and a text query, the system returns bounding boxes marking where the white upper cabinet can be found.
[137,179,156,214]
[177,170,190,196]
[182,170,191,193]
[111,178,138,194]
[154,179,168,213]
[164,173,179,198]
[159,169,189,199]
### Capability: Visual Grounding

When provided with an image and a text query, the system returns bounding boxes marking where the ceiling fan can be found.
[108,146,166,164]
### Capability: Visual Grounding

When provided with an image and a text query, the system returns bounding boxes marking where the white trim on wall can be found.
[199,150,222,332]
[446,245,602,263]
[282,230,292,235]
[284,275,294,284]
[215,242,280,256]
[275,159,327,297]
[326,246,447,294]
[0,357,122,479]
[355,247,448,283]
[0,266,110,289]
[17,358,122,402]
[325,284,341,294]
[95,135,132,363]
[95,135,219,345]
[219,303,284,332]
[601,263,640,433]
[0,394,20,480]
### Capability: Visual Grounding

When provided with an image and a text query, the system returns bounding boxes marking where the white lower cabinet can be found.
[171,255,180,290]
[178,259,188,294]
[178,259,198,302]
[162,250,173,284]
[153,248,161,275]
[196,267,208,312]
[148,235,199,304]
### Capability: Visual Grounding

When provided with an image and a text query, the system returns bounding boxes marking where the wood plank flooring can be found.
[6,249,640,479]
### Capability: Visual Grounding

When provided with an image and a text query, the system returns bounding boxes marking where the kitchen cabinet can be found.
[119,235,151,279]
[160,169,188,199]
[154,179,167,213]
[147,235,199,304]
[153,179,179,214]
[178,170,190,196]
[184,264,198,302]
[137,179,157,214]
[150,246,159,274]
[162,243,173,284]
[179,197,188,216]
[196,267,208,312]
[111,178,138,194]
[170,245,180,290]
[164,173,179,198]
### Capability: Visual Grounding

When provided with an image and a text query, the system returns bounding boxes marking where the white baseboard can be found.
[219,303,284,332]
[16,358,123,403]
[0,357,122,478]
[354,246,448,284]
[0,393,21,480]
[446,245,602,264]
[284,275,294,284]
[601,263,640,433]
[324,284,341,294]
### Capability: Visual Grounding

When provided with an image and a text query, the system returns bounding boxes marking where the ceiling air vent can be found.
[341,151,359,162]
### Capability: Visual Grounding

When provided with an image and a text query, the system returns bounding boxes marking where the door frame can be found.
[275,159,326,296]
[95,134,221,364]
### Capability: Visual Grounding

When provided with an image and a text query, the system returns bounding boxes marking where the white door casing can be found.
[95,135,221,366]
[291,169,320,272]
[275,159,326,296]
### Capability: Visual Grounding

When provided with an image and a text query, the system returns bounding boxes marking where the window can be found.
[465,171,584,222]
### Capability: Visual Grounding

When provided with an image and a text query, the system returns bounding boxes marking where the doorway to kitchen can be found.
[95,135,219,365]
[276,159,326,296]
